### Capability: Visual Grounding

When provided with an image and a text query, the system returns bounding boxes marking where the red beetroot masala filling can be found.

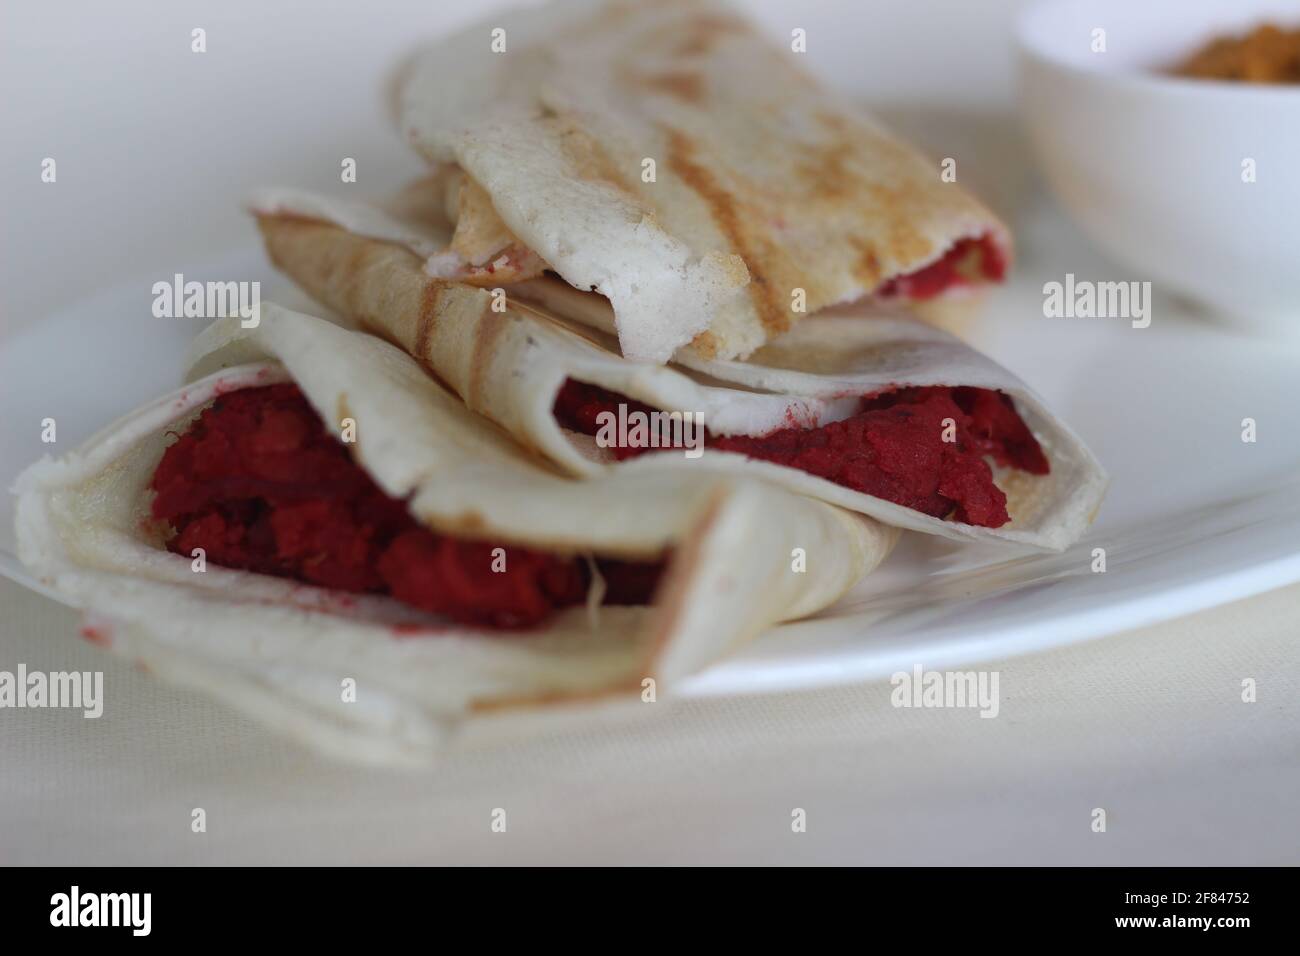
[877,234,1006,300]
[553,380,1048,529]
[149,384,663,629]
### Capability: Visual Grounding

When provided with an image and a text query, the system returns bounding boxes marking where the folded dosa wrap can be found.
[14,305,894,766]
[253,202,1106,552]
[393,0,1012,362]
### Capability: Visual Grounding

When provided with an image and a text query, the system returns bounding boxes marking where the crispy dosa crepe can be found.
[394,0,1012,362]
[254,207,1105,552]
[14,305,894,766]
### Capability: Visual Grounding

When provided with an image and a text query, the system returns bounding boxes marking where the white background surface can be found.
[3,0,1298,864]
[3,572,1297,865]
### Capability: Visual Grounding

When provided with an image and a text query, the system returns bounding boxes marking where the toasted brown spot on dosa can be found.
[865,185,934,267]
[672,13,751,57]
[256,213,323,274]
[799,139,857,201]
[437,510,487,535]
[814,109,851,136]
[850,239,883,288]
[414,280,444,378]
[688,329,720,359]
[556,116,638,197]
[630,70,705,104]
[568,0,640,41]
[666,127,789,336]
[466,301,509,411]
[342,255,378,322]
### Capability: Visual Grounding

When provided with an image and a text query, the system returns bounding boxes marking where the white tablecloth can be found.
[3,575,1296,865]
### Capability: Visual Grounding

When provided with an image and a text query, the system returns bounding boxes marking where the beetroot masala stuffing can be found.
[877,233,1007,300]
[149,384,661,629]
[553,381,1048,528]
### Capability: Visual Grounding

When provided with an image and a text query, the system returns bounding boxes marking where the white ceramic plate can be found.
[5,188,1300,696]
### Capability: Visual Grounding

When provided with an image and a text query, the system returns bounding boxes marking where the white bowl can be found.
[1017,0,1300,335]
